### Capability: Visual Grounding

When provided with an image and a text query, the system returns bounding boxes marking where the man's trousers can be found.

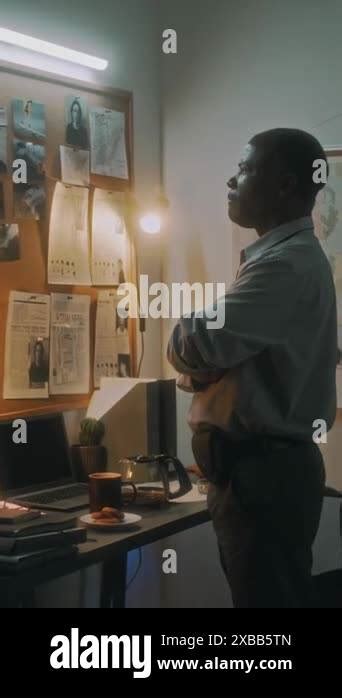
[204,436,325,608]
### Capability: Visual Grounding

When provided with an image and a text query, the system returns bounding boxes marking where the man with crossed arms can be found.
[167,128,337,608]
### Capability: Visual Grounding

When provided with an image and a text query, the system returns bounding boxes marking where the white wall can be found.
[160,0,342,491]
[158,0,342,607]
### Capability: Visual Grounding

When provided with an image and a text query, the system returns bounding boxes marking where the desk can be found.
[0,499,210,608]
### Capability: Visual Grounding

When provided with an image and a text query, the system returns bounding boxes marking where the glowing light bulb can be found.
[139,213,162,235]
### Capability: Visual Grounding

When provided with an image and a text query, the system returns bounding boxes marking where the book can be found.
[0,546,78,573]
[0,501,41,524]
[0,511,79,537]
[0,527,87,554]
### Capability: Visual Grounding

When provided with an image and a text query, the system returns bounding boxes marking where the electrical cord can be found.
[137,330,145,378]
[131,222,146,378]
[125,547,142,590]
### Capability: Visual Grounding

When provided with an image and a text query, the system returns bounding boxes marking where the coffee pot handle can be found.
[158,456,192,500]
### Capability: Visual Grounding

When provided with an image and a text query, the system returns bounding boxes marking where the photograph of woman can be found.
[28,338,49,388]
[118,257,126,284]
[116,353,131,377]
[65,96,88,148]
[115,306,128,336]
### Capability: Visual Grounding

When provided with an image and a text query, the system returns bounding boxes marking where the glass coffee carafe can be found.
[117,453,192,501]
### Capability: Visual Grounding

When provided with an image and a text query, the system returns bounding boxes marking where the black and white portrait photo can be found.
[28,337,49,388]
[116,353,131,377]
[65,96,88,149]
[115,306,128,336]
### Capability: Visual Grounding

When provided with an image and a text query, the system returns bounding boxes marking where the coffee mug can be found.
[88,472,137,513]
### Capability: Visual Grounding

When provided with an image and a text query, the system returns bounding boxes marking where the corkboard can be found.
[0,61,136,420]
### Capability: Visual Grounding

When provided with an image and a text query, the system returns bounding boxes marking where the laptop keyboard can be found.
[27,484,88,505]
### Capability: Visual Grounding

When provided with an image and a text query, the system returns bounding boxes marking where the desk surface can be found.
[0,499,210,595]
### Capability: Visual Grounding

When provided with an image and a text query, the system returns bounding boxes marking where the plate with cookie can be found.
[80,507,142,530]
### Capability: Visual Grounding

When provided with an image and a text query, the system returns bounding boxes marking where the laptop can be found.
[0,413,89,511]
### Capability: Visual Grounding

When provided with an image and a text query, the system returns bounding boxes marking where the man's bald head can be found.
[227,128,328,234]
[250,128,328,202]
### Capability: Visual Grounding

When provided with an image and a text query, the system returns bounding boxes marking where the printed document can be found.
[48,182,91,285]
[60,145,90,186]
[89,107,128,179]
[91,188,129,285]
[4,291,50,399]
[94,290,130,387]
[49,293,90,395]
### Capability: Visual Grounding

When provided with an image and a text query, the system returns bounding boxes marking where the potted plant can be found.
[71,418,107,482]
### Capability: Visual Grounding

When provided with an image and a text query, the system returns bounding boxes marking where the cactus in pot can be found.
[72,418,107,482]
[79,418,105,446]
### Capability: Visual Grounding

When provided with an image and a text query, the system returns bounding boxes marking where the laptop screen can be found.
[0,413,72,493]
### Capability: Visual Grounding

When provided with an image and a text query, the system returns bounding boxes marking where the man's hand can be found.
[186,463,205,478]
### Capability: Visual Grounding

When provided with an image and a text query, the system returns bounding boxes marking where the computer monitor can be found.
[0,412,73,496]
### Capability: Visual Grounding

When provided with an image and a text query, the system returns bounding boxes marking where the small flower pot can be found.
[71,445,107,482]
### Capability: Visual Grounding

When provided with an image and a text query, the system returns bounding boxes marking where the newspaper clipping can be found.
[3,291,50,399]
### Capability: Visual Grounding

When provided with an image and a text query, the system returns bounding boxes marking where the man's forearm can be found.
[168,258,298,375]
[167,320,214,375]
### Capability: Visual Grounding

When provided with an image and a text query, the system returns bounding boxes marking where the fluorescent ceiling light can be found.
[0,27,108,70]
